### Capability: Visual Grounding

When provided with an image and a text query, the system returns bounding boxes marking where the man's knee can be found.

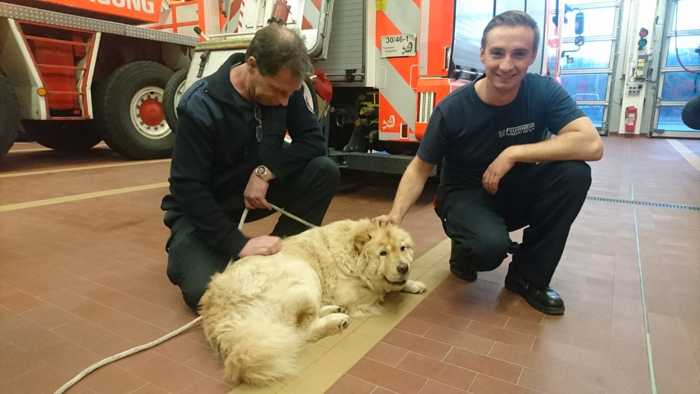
[453,234,510,271]
[307,156,340,188]
[556,161,591,194]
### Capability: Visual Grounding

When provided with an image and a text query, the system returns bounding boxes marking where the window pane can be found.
[665,35,700,67]
[675,0,700,31]
[560,74,609,101]
[657,106,697,132]
[562,7,616,38]
[660,72,700,101]
[561,41,612,69]
[579,105,605,128]
[452,0,494,72]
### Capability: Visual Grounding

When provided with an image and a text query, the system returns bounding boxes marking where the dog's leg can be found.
[401,280,427,294]
[305,313,351,342]
[319,305,347,317]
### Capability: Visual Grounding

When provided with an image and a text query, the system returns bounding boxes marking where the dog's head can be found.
[352,220,415,292]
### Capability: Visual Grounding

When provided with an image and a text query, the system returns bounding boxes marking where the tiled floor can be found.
[1,136,699,394]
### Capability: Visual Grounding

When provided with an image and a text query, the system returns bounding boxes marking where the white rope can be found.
[54,316,203,394]
[55,204,314,393]
[268,202,317,229]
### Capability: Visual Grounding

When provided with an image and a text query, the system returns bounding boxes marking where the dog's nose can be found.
[397,263,409,274]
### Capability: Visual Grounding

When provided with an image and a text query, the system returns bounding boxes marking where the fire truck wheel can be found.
[163,68,188,134]
[22,120,102,151]
[95,61,174,160]
[0,75,19,159]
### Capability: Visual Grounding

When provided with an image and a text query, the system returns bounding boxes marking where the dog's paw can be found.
[337,314,351,330]
[401,280,427,294]
[320,305,347,316]
[326,313,351,332]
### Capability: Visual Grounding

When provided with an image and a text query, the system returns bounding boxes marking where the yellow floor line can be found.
[0,159,170,179]
[668,139,700,172]
[7,147,52,153]
[234,239,452,394]
[0,182,169,212]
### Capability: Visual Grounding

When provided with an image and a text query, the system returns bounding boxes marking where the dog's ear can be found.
[353,230,371,255]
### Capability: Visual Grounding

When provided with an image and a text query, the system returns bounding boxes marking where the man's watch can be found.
[254,165,272,181]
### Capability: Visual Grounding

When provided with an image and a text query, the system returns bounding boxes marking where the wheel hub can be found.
[130,86,170,140]
[139,98,165,126]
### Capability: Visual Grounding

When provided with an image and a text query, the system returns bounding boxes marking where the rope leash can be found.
[55,204,314,393]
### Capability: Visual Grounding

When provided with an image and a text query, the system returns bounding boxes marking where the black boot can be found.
[505,273,565,315]
[449,240,477,282]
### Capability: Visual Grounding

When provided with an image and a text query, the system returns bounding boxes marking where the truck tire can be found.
[95,61,174,159]
[0,75,19,159]
[22,120,101,151]
[163,67,188,134]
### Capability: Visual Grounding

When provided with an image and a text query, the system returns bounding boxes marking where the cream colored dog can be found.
[199,218,426,386]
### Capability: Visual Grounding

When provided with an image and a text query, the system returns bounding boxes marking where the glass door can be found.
[552,0,621,134]
[651,0,700,138]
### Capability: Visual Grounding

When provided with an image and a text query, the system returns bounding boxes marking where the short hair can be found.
[481,10,540,52]
[245,23,312,79]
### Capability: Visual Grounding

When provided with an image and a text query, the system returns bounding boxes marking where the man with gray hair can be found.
[378,10,603,315]
[162,23,339,311]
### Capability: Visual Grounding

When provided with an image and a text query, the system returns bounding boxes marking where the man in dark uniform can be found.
[161,24,339,311]
[378,11,603,315]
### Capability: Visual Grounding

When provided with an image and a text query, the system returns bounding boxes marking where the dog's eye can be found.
[379,250,388,256]
[400,245,406,252]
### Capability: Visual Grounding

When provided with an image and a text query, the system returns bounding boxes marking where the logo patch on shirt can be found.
[498,122,535,138]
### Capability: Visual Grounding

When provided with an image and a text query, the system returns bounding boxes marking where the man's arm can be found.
[381,156,435,224]
[482,116,603,194]
[505,116,604,163]
[258,89,326,180]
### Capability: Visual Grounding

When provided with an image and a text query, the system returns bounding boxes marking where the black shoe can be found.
[504,274,565,315]
[450,265,477,282]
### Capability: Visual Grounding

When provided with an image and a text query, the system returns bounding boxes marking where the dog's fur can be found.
[199,219,426,386]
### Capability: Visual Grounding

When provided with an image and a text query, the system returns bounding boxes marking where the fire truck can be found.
[167,0,564,174]
[1,0,566,171]
[0,0,223,160]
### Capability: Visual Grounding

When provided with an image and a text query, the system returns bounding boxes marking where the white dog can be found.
[199,218,426,386]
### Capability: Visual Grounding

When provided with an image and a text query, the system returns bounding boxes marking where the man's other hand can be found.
[482,147,517,194]
[244,172,272,209]
[239,235,282,257]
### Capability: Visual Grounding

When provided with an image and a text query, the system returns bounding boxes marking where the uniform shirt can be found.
[161,53,326,258]
[418,73,585,188]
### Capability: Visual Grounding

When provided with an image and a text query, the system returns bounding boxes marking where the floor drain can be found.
[586,195,700,212]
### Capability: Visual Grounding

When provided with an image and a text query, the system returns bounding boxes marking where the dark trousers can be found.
[165,156,340,311]
[436,161,591,288]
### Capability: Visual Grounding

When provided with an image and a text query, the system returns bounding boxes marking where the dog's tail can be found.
[221,311,304,385]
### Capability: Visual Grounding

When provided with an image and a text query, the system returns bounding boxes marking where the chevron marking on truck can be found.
[375,0,419,139]
[301,0,321,29]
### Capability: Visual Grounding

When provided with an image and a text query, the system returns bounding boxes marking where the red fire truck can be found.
[0,0,220,160]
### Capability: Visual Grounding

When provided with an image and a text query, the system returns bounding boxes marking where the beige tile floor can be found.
[1,136,699,394]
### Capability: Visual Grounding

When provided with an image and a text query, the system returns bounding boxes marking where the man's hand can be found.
[482,147,517,194]
[374,212,401,225]
[244,172,271,209]
[239,235,282,257]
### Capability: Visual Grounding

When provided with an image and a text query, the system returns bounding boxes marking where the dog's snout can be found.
[397,263,409,274]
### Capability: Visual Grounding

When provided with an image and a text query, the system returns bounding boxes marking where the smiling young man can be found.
[161,23,339,311]
[377,10,603,315]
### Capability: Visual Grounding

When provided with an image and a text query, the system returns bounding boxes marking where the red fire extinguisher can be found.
[624,106,638,133]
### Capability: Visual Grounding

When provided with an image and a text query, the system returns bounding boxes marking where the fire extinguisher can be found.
[624,106,638,133]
